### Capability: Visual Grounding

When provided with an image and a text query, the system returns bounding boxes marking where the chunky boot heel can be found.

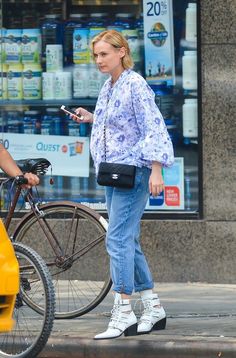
[124,323,138,337]
[153,317,166,330]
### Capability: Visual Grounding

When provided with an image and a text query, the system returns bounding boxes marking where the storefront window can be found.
[0,0,200,215]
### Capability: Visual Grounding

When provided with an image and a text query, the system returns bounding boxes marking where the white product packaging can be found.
[73,64,89,98]
[182,50,197,90]
[185,3,197,42]
[42,72,55,100]
[54,71,72,100]
[46,44,63,72]
[88,64,103,98]
[183,98,198,138]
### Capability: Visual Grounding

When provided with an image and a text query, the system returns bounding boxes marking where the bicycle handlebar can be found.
[15,175,28,185]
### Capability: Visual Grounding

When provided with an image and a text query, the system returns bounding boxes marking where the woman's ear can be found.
[119,46,126,59]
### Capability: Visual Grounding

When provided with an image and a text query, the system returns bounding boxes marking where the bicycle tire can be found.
[0,243,55,358]
[13,201,112,319]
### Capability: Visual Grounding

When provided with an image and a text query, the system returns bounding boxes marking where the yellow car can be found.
[0,219,19,332]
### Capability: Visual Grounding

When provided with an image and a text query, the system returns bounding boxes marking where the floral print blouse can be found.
[90,69,174,174]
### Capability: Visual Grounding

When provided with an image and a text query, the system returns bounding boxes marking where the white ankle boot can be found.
[94,293,137,340]
[137,293,166,334]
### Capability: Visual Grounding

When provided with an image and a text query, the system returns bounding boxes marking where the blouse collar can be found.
[107,69,131,90]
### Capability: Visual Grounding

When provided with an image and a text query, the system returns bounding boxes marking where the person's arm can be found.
[149,161,164,197]
[131,78,174,168]
[0,144,39,186]
[0,144,22,177]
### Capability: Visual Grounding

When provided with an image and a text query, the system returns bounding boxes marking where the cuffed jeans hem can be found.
[134,281,154,293]
[113,285,133,296]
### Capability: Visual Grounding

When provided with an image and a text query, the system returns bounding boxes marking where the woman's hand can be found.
[23,173,40,188]
[72,107,93,123]
[149,161,164,197]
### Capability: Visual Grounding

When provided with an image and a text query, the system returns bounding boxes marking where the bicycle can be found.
[1,158,112,319]
[0,237,55,357]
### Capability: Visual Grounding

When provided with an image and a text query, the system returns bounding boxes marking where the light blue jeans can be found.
[105,166,154,295]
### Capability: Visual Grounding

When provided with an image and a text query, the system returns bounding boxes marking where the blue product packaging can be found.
[43,108,60,135]
[79,123,89,137]
[23,110,38,134]
[88,13,107,53]
[5,29,22,63]
[53,116,63,136]
[114,13,134,29]
[73,28,90,64]
[64,13,87,65]
[68,120,80,137]
[41,115,52,135]
[41,14,63,67]
[7,111,22,133]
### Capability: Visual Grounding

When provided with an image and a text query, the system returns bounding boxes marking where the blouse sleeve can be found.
[131,78,174,167]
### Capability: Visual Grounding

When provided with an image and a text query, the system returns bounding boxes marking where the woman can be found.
[0,144,39,187]
[73,30,174,340]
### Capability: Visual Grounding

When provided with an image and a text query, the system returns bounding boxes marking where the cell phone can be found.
[60,105,84,120]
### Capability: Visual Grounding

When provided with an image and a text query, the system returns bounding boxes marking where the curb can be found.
[39,336,236,358]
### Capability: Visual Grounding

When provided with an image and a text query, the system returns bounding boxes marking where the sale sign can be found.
[143,0,175,86]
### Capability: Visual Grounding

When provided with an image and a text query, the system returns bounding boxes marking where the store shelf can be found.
[4,0,139,3]
[6,0,62,3]
[72,0,139,5]
[0,99,97,107]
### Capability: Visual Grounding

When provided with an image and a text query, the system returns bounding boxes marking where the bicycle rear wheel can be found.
[0,243,55,358]
[13,202,112,319]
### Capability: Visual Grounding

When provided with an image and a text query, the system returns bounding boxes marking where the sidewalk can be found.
[39,283,236,358]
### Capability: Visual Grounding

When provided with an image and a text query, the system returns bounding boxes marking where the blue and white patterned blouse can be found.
[90,69,174,174]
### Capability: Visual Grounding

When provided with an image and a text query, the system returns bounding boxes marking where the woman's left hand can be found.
[149,162,164,197]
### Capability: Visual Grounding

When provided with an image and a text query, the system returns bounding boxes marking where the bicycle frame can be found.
[4,184,106,272]
[4,186,65,260]
[0,170,111,319]
[4,186,23,231]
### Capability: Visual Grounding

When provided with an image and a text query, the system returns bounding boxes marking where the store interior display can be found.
[0,0,199,214]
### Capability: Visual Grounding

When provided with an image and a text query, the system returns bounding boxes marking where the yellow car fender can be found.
[0,219,19,332]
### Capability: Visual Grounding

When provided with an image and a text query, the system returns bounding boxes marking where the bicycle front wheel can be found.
[0,243,55,358]
[13,202,112,319]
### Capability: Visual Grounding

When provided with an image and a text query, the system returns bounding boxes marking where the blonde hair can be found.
[91,30,134,69]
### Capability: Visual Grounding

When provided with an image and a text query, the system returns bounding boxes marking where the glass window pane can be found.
[0,0,200,215]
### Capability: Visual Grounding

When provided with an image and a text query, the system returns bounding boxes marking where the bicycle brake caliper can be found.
[35,203,45,217]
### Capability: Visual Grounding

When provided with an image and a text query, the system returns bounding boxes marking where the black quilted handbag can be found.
[97,162,136,188]
[97,98,136,189]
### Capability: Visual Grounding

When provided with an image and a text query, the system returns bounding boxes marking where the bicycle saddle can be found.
[15,158,51,175]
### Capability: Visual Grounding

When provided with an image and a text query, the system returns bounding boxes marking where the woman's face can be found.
[93,40,125,75]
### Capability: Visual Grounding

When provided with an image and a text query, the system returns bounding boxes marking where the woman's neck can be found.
[111,68,125,86]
